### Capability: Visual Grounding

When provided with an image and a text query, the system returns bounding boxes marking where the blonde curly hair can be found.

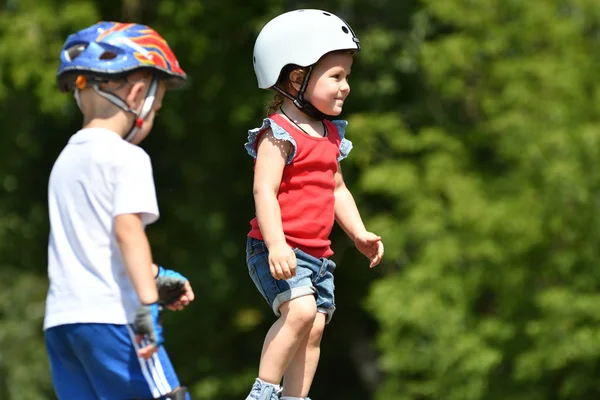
[265,64,308,116]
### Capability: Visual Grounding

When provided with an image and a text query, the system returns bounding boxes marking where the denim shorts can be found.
[246,237,336,323]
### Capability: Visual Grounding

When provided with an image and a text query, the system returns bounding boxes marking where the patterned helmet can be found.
[57,21,187,92]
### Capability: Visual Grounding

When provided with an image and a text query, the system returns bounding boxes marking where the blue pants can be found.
[45,323,184,400]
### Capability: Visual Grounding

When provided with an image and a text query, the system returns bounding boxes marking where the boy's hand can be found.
[268,241,297,280]
[155,265,195,311]
[134,303,163,360]
[354,231,384,268]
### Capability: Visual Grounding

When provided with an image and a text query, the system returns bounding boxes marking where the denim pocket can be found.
[246,238,267,263]
[248,263,270,305]
[327,259,337,273]
[247,251,281,307]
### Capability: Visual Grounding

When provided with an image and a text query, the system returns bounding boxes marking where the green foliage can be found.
[360,0,600,399]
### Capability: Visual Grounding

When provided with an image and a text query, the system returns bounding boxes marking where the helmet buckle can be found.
[75,75,87,90]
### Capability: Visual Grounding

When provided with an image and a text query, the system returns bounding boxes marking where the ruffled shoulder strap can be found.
[244,118,298,164]
[330,120,353,162]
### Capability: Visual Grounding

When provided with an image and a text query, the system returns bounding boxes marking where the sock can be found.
[257,377,281,392]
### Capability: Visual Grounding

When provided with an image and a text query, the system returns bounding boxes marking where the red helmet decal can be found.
[128,30,184,75]
[96,22,135,42]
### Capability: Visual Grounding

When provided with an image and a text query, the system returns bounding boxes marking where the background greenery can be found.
[1,0,600,399]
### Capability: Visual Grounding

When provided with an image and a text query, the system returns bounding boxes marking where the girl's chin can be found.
[313,102,343,116]
[323,105,343,116]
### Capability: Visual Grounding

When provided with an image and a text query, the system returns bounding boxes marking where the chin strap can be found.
[272,66,334,121]
[73,75,159,143]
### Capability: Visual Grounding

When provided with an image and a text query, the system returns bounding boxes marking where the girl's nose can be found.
[341,79,350,93]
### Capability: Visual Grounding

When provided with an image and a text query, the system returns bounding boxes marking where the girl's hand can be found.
[354,231,384,268]
[268,241,297,280]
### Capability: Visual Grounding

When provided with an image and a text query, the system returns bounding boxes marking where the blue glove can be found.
[155,266,187,306]
[156,265,187,281]
[134,303,164,347]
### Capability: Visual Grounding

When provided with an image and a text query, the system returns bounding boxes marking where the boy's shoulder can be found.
[75,128,149,154]
[61,128,152,171]
[109,141,152,171]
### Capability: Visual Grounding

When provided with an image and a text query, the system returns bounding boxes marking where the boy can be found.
[44,22,194,400]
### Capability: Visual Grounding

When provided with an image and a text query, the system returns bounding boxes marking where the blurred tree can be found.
[0,1,99,398]
[361,0,600,399]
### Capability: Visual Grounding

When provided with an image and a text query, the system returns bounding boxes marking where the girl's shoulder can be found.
[327,119,353,162]
[244,116,298,164]
[328,119,348,139]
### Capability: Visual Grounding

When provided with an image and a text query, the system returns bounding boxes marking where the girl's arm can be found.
[334,164,384,267]
[253,128,297,279]
[334,164,367,240]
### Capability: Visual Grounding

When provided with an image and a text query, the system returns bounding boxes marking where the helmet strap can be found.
[123,78,158,143]
[90,78,159,143]
[273,66,333,121]
[73,88,84,112]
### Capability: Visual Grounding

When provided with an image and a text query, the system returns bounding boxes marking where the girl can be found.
[244,9,384,400]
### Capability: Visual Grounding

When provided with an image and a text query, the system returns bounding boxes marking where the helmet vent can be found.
[64,44,87,61]
[341,26,349,34]
[323,12,331,16]
[99,51,117,60]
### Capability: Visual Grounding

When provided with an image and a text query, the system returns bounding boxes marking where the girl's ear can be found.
[288,69,304,92]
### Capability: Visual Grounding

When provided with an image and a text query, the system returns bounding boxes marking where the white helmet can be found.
[253,9,360,89]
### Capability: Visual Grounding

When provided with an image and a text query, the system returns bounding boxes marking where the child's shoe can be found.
[245,378,281,400]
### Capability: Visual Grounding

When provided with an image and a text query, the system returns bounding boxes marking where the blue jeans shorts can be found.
[246,237,337,323]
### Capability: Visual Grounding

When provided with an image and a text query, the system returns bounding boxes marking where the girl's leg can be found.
[258,294,318,385]
[281,312,326,398]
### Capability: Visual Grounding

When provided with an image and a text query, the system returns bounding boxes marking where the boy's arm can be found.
[115,213,158,305]
[112,149,163,359]
[334,164,384,267]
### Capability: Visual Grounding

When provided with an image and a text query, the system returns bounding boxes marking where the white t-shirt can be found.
[44,128,159,330]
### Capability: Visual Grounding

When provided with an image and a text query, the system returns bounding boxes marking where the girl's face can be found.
[304,51,353,116]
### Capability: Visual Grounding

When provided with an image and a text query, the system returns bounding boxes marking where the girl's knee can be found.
[308,313,326,347]
[280,295,317,332]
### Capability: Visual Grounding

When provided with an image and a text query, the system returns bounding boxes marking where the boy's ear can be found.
[126,81,147,110]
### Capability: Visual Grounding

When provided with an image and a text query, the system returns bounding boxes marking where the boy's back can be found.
[45,21,192,400]
[45,127,159,330]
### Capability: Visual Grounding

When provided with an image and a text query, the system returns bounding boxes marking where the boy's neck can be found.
[83,117,128,139]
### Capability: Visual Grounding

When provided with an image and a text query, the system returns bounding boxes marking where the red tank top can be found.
[248,113,342,258]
